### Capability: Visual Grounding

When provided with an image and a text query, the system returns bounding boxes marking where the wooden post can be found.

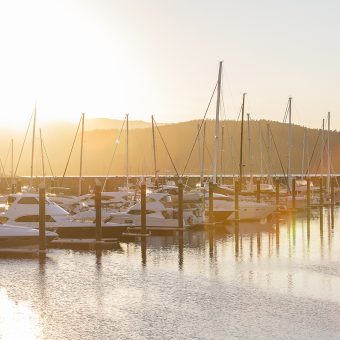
[235,180,239,221]
[292,178,296,210]
[275,179,280,212]
[178,179,184,268]
[256,180,261,203]
[178,180,183,229]
[319,176,323,206]
[307,177,311,209]
[39,184,46,253]
[95,180,102,241]
[141,180,147,233]
[208,181,214,223]
[331,177,335,206]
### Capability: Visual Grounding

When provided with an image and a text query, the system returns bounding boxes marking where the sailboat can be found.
[208,68,275,221]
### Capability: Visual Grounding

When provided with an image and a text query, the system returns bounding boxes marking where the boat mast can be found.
[30,104,37,190]
[301,127,306,178]
[201,122,206,187]
[197,123,201,182]
[213,61,223,184]
[220,125,224,184]
[239,93,246,186]
[152,115,157,182]
[126,113,129,190]
[266,123,271,181]
[321,118,325,184]
[327,112,331,193]
[287,97,292,188]
[39,128,45,186]
[230,136,235,181]
[11,139,13,190]
[79,113,85,196]
[247,113,252,183]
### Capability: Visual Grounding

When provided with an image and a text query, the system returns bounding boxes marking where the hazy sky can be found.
[0,0,339,129]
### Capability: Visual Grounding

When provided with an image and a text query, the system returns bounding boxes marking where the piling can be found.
[141,180,147,234]
[331,177,335,206]
[306,177,311,210]
[292,178,296,209]
[331,177,335,227]
[178,179,184,266]
[319,177,324,227]
[234,180,239,221]
[178,180,184,228]
[275,179,280,212]
[256,180,261,203]
[319,177,323,206]
[39,184,46,253]
[95,181,102,242]
[208,181,214,223]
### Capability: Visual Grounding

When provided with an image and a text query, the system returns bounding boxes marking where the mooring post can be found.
[178,179,184,229]
[95,180,102,242]
[39,184,46,253]
[235,180,239,221]
[208,181,214,224]
[292,178,296,210]
[331,177,335,227]
[141,180,147,234]
[256,180,261,203]
[178,179,184,269]
[307,177,311,210]
[275,179,280,212]
[319,176,323,206]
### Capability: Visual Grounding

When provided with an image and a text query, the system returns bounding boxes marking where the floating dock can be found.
[49,238,119,250]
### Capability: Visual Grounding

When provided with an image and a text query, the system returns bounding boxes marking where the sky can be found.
[0,0,339,129]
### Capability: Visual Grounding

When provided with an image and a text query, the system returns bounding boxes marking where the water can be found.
[1,208,340,339]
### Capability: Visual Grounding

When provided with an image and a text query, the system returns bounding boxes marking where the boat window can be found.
[161,210,173,219]
[18,197,39,204]
[168,189,178,195]
[128,210,155,215]
[7,196,16,205]
[101,196,113,201]
[15,215,56,222]
[0,216,8,224]
[160,196,172,204]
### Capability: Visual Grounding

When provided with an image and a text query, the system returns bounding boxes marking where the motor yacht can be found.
[0,224,57,248]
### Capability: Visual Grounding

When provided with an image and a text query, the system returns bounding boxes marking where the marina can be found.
[0,206,339,338]
[1,0,340,338]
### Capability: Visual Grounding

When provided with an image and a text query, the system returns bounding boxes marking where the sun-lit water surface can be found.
[0,208,340,339]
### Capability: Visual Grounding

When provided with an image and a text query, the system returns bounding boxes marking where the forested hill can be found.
[1,119,338,177]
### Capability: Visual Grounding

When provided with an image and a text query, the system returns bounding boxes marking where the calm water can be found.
[1,208,340,339]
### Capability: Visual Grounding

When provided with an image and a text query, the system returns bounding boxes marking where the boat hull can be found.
[54,225,128,238]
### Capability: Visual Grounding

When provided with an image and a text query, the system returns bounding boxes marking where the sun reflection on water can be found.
[0,288,41,340]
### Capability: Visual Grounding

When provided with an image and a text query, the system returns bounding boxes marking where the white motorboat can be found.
[205,193,276,221]
[0,193,131,238]
[0,224,57,248]
[107,192,202,228]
